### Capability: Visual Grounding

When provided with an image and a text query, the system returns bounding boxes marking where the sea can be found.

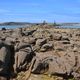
[60,26,80,28]
[0,25,26,29]
[0,25,80,29]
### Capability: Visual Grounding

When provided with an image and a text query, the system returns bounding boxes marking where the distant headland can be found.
[0,22,80,26]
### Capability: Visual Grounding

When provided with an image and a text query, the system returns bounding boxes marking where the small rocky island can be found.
[0,24,80,80]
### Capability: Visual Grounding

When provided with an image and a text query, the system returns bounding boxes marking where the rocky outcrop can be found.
[40,43,53,52]
[36,39,47,46]
[0,40,14,79]
[0,26,80,80]
[14,42,35,73]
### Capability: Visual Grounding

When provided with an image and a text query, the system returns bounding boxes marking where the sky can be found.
[0,0,80,23]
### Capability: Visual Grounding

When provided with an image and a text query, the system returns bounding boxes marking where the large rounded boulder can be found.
[0,40,14,78]
[14,42,35,73]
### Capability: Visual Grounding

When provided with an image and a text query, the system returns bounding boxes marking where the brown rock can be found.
[0,76,7,80]
[53,33,62,40]
[14,43,35,73]
[36,39,47,46]
[40,43,53,52]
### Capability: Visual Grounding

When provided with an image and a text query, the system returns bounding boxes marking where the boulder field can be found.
[0,25,80,80]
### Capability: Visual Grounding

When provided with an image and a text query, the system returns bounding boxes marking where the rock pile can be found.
[0,25,80,80]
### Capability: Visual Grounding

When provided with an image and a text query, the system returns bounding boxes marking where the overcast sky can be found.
[0,0,80,22]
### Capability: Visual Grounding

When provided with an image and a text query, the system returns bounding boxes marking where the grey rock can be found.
[54,41,64,51]
[14,43,35,73]
[0,77,7,80]
[33,29,52,39]
[61,35,70,41]
[53,33,62,40]
[12,28,23,38]
[32,56,49,74]
[40,43,53,52]
[15,42,32,52]
[5,37,15,42]
[0,41,14,76]
[36,39,47,46]
[23,29,36,36]
[62,40,70,44]
[23,37,36,45]
[33,45,41,52]
[32,51,76,77]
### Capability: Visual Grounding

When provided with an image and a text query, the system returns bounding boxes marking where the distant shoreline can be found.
[0,22,80,29]
[0,22,80,26]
